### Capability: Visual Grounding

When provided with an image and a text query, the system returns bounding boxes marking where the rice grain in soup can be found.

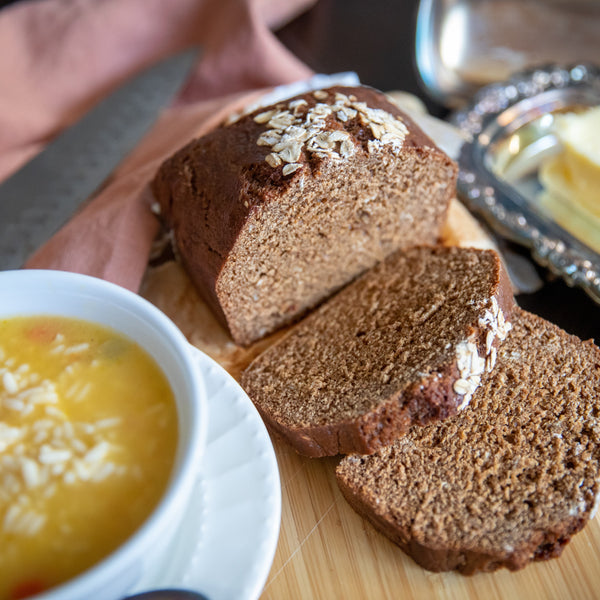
[0,316,179,599]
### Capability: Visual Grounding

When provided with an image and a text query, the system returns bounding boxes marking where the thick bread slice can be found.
[241,246,515,457]
[152,85,457,346]
[336,308,600,574]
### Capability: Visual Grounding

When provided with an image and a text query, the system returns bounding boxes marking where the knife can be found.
[0,47,199,270]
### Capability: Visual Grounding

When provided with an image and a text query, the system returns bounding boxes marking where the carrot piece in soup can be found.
[25,321,60,344]
[10,579,47,599]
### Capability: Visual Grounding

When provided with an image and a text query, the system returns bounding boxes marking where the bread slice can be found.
[152,86,457,346]
[241,246,514,457]
[336,308,600,574]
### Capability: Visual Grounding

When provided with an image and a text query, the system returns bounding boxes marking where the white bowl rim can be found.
[0,269,208,600]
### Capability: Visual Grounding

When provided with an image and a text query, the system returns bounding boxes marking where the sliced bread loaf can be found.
[152,86,457,346]
[241,246,514,457]
[336,308,600,574]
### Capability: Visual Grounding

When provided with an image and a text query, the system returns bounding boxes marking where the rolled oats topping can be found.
[453,297,512,410]
[282,163,302,176]
[454,341,485,411]
[252,89,409,176]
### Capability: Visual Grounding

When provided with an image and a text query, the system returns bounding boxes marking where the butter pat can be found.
[539,107,600,250]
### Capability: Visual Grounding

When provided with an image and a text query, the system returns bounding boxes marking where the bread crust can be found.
[336,470,588,574]
[253,358,472,457]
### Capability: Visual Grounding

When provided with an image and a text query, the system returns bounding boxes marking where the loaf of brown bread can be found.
[152,86,457,346]
[336,308,600,574]
[241,246,515,457]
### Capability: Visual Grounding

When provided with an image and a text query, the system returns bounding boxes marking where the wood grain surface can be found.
[141,198,600,600]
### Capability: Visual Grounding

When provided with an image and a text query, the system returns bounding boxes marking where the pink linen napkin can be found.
[0,0,315,290]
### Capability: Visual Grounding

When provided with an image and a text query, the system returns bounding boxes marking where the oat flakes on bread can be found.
[336,308,600,574]
[152,85,457,346]
[241,246,515,457]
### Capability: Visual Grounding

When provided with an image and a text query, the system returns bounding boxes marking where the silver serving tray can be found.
[450,64,600,303]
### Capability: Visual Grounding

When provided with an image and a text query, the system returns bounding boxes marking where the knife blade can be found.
[0,47,199,270]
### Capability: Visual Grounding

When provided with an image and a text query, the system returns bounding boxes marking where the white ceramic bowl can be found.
[0,270,208,600]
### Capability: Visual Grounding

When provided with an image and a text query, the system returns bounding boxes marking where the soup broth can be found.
[0,316,178,599]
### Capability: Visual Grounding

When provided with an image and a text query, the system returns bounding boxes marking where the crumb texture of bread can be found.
[336,308,600,574]
[152,86,457,346]
[241,246,515,457]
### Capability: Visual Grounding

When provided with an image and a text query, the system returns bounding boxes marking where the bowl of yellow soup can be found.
[0,270,208,600]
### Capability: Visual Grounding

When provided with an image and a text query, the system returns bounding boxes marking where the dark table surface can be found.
[277,0,600,343]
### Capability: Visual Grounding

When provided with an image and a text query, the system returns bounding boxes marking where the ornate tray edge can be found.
[450,63,600,303]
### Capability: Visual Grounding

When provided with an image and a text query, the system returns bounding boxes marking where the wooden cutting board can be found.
[141,200,600,599]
